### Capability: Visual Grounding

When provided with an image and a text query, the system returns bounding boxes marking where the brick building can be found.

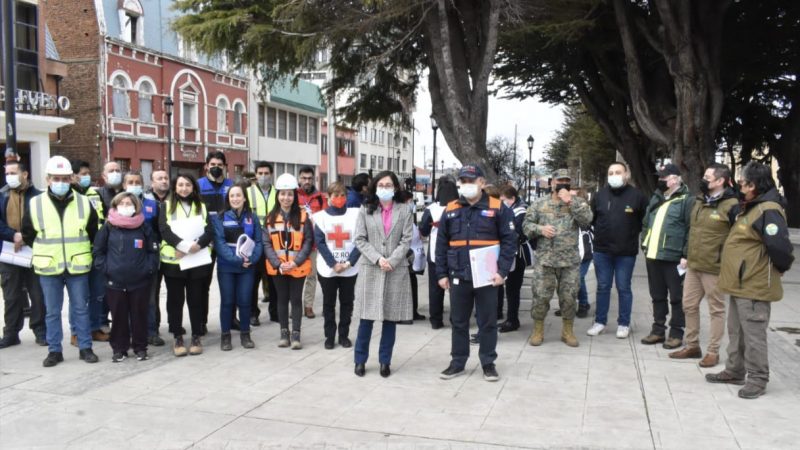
[1,0,73,187]
[46,0,249,184]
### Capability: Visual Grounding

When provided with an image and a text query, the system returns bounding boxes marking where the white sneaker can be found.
[616,326,630,339]
[587,323,606,336]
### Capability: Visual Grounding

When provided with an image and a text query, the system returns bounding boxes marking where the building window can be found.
[402,159,407,172]
[360,154,367,168]
[361,125,368,142]
[14,2,38,93]
[120,0,144,45]
[177,35,198,61]
[378,156,384,170]
[371,128,377,143]
[336,138,353,156]
[216,98,228,132]
[278,110,287,139]
[137,81,153,122]
[288,112,297,141]
[308,118,318,144]
[115,159,131,172]
[387,158,392,171]
[267,107,276,138]
[370,155,376,169]
[298,115,308,143]
[258,105,265,137]
[112,75,130,119]
[380,131,385,145]
[181,90,198,128]
[388,133,393,148]
[321,135,327,154]
[233,102,245,134]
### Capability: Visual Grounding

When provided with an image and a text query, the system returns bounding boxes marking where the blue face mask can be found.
[50,182,70,197]
[376,188,395,202]
[126,185,143,197]
[79,175,91,188]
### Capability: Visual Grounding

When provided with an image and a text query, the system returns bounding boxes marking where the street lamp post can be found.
[527,135,535,203]
[164,96,174,175]
[430,115,438,198]
[396,149,401,176]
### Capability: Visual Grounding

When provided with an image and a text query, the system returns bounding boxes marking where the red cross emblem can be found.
[327,224,350,249]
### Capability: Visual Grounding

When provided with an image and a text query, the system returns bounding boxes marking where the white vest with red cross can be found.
[313,208,360,278]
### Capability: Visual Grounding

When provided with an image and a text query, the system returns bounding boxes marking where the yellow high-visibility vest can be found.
[29,191,93,276]
[160,202,210,265]
[247,184,277,227]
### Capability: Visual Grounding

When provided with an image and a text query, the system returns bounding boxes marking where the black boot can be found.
[240,332,255,349]
[221,332,232,351]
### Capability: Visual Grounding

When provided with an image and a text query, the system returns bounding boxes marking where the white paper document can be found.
[236,234,256,259]
[170,216,213,271]
[178,250,212,271]
[469,244,500,288]
[0,241,33,268]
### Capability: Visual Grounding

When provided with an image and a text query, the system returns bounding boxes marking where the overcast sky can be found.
[411,77,565,172]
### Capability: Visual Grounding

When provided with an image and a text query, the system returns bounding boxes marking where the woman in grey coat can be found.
[353,171,413,378]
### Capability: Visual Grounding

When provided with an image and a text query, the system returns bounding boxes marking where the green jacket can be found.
[719,188,794,302]
[522,195,593,268]
[686,189,738,274]
[641,184,694,262]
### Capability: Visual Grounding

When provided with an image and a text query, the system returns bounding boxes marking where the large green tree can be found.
[173,0,519,180]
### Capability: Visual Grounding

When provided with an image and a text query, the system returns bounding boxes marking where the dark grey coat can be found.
[353,203,413,322]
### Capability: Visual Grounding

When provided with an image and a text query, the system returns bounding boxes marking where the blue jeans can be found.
[354,319,396,365]
[69,267,106,334]
[578,259,592,307]
[40,273,91,352]
[593,252,637,326]
[217,270,255,333]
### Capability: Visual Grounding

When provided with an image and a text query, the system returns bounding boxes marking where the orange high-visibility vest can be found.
[265,210,311,278]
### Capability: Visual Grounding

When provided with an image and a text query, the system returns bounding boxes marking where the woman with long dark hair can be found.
[159,174,214,357]
[213,181,263,351]
[352,171,413,378]
[263,174,314,349]
[418,177,459,329]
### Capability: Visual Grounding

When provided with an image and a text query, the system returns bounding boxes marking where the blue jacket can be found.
[93,220,160,291]
[435,193,517,281]
[212,208,263,273]
[0,185,42,241]
[139,196,161,243]
[314,205,361,268]
[198,177,233,217]
[345,187,365,208]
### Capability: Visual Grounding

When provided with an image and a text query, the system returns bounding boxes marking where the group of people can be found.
[0,153,793,399]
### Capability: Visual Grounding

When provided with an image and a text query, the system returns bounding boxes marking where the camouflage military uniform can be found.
[523,192,593,321]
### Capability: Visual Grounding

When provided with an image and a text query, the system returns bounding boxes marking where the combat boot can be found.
[529,320,545,346]
[561,319,579,347]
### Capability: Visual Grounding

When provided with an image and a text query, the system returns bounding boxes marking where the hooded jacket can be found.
[641,184,694,262]
[718,188,794,301]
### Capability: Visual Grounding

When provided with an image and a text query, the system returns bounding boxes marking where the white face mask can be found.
[107,172,122,186]
[117,205,136,217]
[5,175,21,189]
[608,175,625,189]
[458,184,480,199]
[376,188,395,201]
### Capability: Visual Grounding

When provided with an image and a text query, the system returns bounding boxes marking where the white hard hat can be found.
[275,173,299,191]
[45,155,73,175]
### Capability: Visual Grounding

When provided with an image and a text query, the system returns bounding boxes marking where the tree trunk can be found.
[612,0,730,194]
[423,0,500,180]
[772,88,800,227]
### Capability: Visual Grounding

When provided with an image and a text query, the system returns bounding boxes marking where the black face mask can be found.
[657,180,669,192]
[209,167,223,179]
[699,179,711,195]
[555,183,571,193]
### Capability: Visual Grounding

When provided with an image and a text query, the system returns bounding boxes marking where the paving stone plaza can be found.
[1,255,799,449]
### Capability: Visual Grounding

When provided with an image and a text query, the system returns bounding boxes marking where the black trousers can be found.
[250,255,267,318]
[645,258,685,339]
[273,275,304,331]
[498,257,526,325]
[318,274,356,340]
[450,278,498,369]
[427,262,446,324]
[107,285,150,353]
[165,276,206,336]
[409,266,419,314]
[0,263,45,338]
